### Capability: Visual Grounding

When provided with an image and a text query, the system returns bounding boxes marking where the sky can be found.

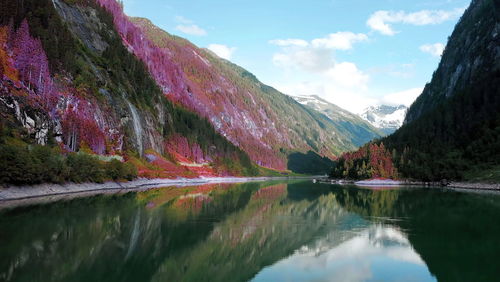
[121,0,471,113]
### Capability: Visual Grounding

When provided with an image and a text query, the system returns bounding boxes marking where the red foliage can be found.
[367,143,395,178]
[60,103,106,154]
[338,142,397,179]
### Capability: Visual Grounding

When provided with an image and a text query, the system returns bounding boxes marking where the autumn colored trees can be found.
[330,143,398,180]
[0,18,112,155]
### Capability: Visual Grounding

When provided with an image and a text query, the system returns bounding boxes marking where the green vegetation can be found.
[162,100,258,176]
[463,166,500,183]
[384,68,500,181]
[0,141,137,185]
[288,151,335,175]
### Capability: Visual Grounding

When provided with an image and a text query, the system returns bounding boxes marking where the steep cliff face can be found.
[405,0,499,124]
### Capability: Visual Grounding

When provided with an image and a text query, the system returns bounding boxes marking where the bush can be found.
[0,143,37,185]
[0,142,138,186]
[67,153,106,183]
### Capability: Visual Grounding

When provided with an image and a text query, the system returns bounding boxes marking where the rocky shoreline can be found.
[0,176,313,209]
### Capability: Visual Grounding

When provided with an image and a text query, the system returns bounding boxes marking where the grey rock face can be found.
[53,0,110,53]
[0,96,52,145]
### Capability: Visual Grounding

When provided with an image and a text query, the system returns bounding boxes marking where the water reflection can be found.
[253,224,433,282]
[0,181,499,281]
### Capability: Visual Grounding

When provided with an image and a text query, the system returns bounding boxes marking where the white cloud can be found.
[270,31,368,73]
[367,8,465,35]
[325,62,370,88]
[272,47,334,73]
[271,32,368,50]
[176,24,207,36]
[382,87,424,106]
[207,44,236,60]
[269,32,372,113]
[311,32,368,50]
[420,43,445,57]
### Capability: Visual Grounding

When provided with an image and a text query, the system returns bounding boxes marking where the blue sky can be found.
[122,0,471,113]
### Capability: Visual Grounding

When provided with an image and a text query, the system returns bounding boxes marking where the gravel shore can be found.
[448,182,500,191]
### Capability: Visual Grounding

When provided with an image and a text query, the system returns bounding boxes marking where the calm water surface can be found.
[1,181,500,282]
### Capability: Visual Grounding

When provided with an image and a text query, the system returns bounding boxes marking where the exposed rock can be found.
[0,95,52,145]
[53,0,110,53]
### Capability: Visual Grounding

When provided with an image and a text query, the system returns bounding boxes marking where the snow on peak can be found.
[359,105,408,134]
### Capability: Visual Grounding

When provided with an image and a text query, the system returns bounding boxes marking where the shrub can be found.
[0,142,138,186]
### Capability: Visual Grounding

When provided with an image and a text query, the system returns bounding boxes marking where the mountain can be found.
[0,0,259,184]
[359,105,408,135]
[331,0,500,181]
[292,95,382,145]
[0,0,383,185]
[129,17,381,168]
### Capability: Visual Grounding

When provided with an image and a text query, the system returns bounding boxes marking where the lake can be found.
[1,180,499,282]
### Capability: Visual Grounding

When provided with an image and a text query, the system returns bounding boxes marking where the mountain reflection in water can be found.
[1,181,500,282]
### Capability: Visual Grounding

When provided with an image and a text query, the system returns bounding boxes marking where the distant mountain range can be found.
[359,105,408,135]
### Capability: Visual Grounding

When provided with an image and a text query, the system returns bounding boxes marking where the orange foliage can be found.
[0,26,18,81]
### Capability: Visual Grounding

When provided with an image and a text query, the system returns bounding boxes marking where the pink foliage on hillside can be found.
[60,103,106,154]
[165,134,208,164]
[96,0,188,99]
[10,20,58,112]
[95,0,288,170]
[1,20,112,155]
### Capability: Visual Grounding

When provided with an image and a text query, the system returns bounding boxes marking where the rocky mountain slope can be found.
[292,95,382,145]
[359,105,408,135]
[331,0,500,181]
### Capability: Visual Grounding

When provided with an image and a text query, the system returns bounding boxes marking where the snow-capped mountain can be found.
[359,105,408,135]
